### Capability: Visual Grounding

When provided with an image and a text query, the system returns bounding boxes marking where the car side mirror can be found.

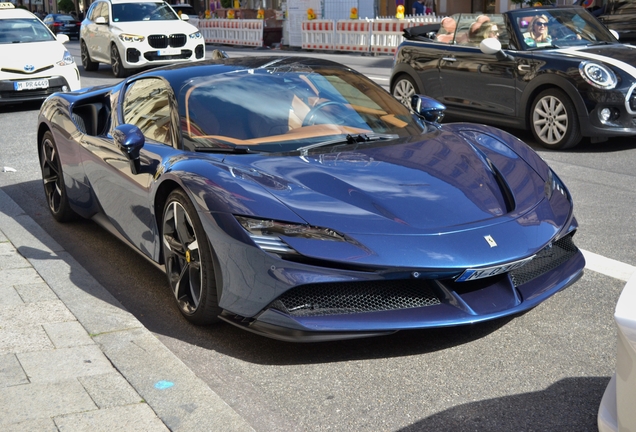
[480,38,514,61]
[56,34,69,43]
[610,29,619,40]
[95,16,107,24]
[180,13,189,20]
[411,95,446,123]
[114,124,145,174]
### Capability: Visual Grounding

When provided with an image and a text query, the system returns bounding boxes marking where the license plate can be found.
[65,24,76,27]
[157,48,181,56]
[14,79,49,91]
[456,256,535,282]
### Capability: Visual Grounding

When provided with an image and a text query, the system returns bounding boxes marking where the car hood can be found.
[224,130,549,236]
[557,44,636,75]
[111,19,197,35]
[0,40,69,72]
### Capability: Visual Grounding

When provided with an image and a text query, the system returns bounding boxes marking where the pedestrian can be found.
[412,0,426,16]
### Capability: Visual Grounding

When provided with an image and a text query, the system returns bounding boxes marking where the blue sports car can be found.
[37,56,585,341]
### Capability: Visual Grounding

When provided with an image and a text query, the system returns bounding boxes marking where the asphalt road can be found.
[1,42,634,431]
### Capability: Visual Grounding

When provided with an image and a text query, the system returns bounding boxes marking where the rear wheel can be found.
[162,189,221,325]
[530,88,581,150]
[40,131,78,222]
[392,75,419,108]
[80,41,99,72]
[110,44,129,78]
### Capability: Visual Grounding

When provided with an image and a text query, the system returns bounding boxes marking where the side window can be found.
[123,78,174,145]
[87,3,100,21]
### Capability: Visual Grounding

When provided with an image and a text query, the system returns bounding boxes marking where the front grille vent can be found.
[510,234,578,287]
[147,34,187,48]
[270,280,441,317]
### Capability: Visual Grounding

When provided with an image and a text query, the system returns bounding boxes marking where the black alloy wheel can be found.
[392,75,419,108]
[162,189,221,325]
[40,131,77,222]
[530,88,582,150]
[80,41,99,72]
[110,43,128,78]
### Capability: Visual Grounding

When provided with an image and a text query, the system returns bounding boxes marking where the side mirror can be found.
[114,124,145,174]
[211,49,229,59]
[411,95,446,123]
[95,16,107,24]
[480,38,514,61]
[56,34,70,43]
[610,29,619,40]
[180,13,189,20]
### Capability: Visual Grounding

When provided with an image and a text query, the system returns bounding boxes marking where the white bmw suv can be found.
[80,0,205,78]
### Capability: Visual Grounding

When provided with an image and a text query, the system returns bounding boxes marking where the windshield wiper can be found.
[194,146,254,154]
[297,133,398,155]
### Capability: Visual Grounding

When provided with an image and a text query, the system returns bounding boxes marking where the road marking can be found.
[581,249,635,282]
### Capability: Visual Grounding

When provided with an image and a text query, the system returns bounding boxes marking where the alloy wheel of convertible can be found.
[80,41,99,71]
[40,131,77,222]
[162,189,221,325]
[110,44,128,78]
[530,88,581,150]
[392,75,419,107]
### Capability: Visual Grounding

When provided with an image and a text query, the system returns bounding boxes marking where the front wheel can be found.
[162,189,221,325]
[80,41,99,72]
[40,131,78,222]
[392,75,420,108]
[110,44,129,78]
[530,89,581,150]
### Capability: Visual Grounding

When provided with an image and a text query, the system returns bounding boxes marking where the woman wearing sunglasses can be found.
[524,14,552,46]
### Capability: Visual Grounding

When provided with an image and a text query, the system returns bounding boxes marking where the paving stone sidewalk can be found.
[0,189,254,432]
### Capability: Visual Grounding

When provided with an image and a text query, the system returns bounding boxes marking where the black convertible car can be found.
[391,6,636,149]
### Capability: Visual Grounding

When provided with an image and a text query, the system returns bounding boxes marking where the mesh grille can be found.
[510,234,578,287]
[270,280,441,317]
[147,34,187,48]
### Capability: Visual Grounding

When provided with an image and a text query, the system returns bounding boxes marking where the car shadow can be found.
[395,376,609,432]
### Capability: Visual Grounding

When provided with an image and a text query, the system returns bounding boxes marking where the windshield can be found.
[180,67,427,153]
[112,2,179,22]
[0,18,55,43]
[510,7,616,49]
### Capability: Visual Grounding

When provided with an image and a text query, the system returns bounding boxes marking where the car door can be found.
[80,77,178,259]
[84,1,111,63]
[438,15,517,120]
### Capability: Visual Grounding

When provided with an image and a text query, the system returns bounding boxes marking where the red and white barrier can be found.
[301,20,335,50]
[190,18,263,47]
[335,20,371,52]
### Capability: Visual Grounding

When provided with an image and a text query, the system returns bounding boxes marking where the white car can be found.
[598,271,636,432]
[0,2,81,105]
[80,0,205,78]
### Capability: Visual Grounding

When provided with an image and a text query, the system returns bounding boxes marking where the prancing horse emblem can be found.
[484,235,497,247]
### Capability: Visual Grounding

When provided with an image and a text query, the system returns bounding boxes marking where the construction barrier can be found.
[301,20,335,50]
[335,20,371,52]
[191,18,264,47]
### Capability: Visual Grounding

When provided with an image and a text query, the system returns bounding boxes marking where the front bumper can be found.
[0,71,80,104]
[118,39,205,69]
[579,84,636,138]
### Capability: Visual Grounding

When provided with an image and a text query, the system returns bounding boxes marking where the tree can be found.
[58,0,75,13]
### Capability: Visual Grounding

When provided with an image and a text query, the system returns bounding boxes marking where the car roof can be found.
[0,4,39,19]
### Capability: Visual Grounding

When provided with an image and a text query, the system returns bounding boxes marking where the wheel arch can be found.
[390,65,425,94]
[519,75,588,130]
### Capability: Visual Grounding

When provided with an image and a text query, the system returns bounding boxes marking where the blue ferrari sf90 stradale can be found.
[37,56,584,341]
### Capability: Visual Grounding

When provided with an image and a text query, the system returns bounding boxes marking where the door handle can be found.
[518,64,531,72]
[441,57,457,62]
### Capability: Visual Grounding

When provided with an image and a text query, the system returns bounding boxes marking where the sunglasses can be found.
[535,22,547,27]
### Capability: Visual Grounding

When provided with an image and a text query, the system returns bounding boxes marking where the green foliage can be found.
[220,0,232,8]
[57,0,75,13]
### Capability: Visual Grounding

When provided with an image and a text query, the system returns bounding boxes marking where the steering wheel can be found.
[302,101,350,127]
[561,34,580,41]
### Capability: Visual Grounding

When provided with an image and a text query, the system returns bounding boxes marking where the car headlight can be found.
[56,50,75,66]
[544,169,567,200]
[236,216,345,255]
[189,31,202,39]
[578,61,617,90]
[118,33,145,43]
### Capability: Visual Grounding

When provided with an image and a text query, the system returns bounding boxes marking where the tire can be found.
[40,131,78,223]
[110,44,129,78]
[80,41,99,72]
[530,88,581,150]
[162,189,221,325]
[392,75,420,108]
